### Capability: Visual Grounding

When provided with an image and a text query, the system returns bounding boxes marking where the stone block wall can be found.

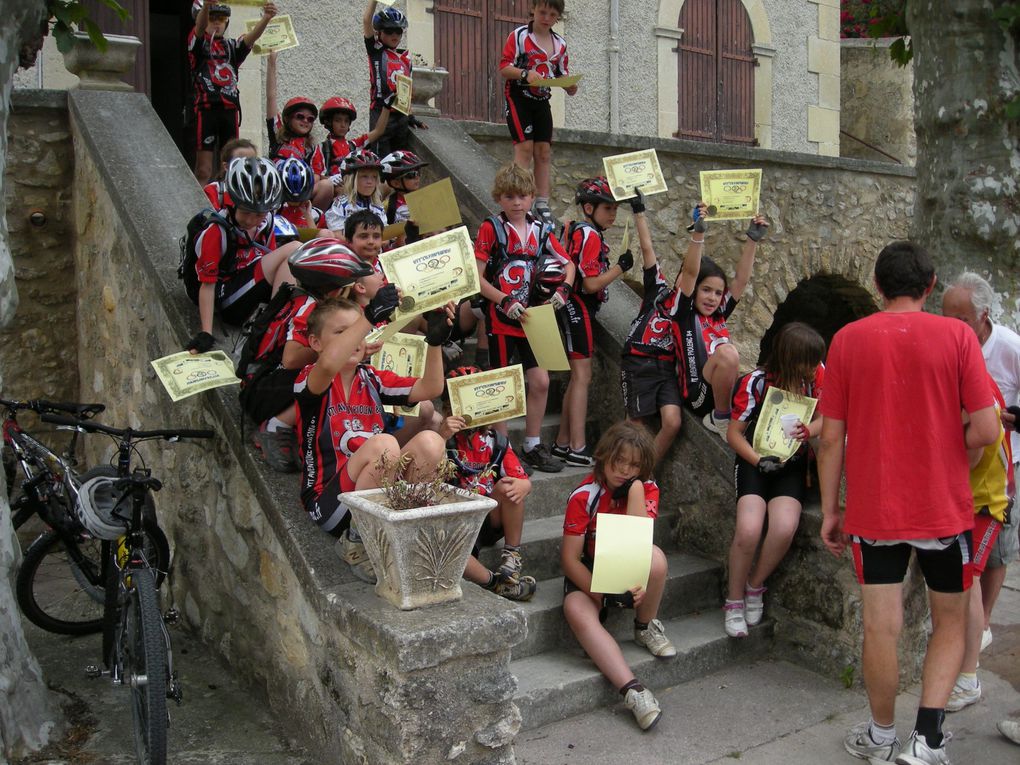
[1,91,78,414]
[67,88,524,765]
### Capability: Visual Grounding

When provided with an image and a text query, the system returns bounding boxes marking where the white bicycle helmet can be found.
[74,475,130,541]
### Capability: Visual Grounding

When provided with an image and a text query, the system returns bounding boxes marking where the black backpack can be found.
[178,208,238,304]
[235,282,302,384]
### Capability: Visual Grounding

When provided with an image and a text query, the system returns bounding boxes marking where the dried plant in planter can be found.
[377,453,458,511]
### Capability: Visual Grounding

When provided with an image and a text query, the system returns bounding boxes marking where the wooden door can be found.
[676,0,755,145]
[84,0,150,94]
[434,0,531,122]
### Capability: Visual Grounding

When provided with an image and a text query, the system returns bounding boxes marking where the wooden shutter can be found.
[718,0,755,144]
[83,0,150,95]
[677,0,717,141]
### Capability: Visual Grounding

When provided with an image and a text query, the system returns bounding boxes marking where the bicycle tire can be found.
[15,530,107,634]
[122,569,168,765]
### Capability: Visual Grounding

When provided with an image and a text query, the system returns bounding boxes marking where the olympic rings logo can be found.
[722,181,747,193]
[623,164,645,175]
[476,384,506,397]
[415,255,451,272]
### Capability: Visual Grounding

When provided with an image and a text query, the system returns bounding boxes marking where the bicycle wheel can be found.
[122,569,168,765]
[15,530,107,634]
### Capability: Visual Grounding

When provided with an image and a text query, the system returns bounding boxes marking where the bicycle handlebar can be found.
[40,414,215,442]
[0,398,105,419]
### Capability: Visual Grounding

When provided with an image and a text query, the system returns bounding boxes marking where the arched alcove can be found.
[757,273,879,364]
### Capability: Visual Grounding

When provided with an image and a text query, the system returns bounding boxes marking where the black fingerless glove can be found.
[686,206,708,234]
[404,221,421,244]
[1006,405,1020,421]
[364,284,400,325]
[629,187,646,215]
[617,249,634,273]
[409,115,426,129]
[746,219,769,242]
[603,591,636,609]
[424,309,453,347]
[186,331,214,354]
[611,477,637,500]
[757,456,783,474]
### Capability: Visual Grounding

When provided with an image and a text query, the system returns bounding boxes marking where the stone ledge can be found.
[11,88,68,111]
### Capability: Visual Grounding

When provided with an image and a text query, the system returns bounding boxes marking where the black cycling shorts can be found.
[851,533,974,593]
[733,456,807,504]
[216,261,271,326]
[487,332,539,371]
[620,355,681,419]
[505,91,553,144]
[559,296,596,360]
[195,108,239,153]
[239,366,299,425]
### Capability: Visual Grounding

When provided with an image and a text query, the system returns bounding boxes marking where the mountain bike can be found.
[43,413,214,765]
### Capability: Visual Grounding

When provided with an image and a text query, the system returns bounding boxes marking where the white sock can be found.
[536,196,549,207]
[869,720,897,745]
[523,436,540,452]
[266,416,289,433]
[956,672,978,690]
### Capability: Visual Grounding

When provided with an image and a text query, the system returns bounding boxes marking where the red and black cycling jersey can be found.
[188,30,250,111]
[732,366,825,454]
[446,430,528,497]
[251,292,316,366]
[474,212,570,338]
[563,475,659,560]
[565,220,609,305]
[294,363,416,506]
[194,214,276,284]
[203,180,233,211]
[278,204,322,229]
[500,23,569,102]
[310,134,371,177]
[622,264,678,360]
[673,288,737,393]
[365,37,411,111]
[266,115,313,162]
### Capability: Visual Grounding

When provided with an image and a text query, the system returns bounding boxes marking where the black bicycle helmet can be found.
[381,150,428,181]
[287,238,374,294]
[339,149,383,177]
[372,8,408,30]
[575,177,615,207]
[225,157,283,214]
[275,158,315,204]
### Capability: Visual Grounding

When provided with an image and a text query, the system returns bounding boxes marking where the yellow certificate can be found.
[752,387,817,461]
[370,333,427,417]
[447,365,527,428]
[364,315,418,346]
[603,149,667,201]
[541,73,583,88]
[405,177,463,234]
[520,304,569,371]
[378,225,479,325]
[619,218,630,254]
[589,514,654,594]
[699,169,762,221]
[246,15,299,55]
[393,74,413,115]
[151,351,239,402]
[382,222,406,241]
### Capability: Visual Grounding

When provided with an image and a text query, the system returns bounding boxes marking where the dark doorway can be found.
[676,0,756,145]
[149,0,194,164]
[757,273,879,364]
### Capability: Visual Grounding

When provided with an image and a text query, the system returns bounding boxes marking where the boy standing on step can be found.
[474,163,574,474]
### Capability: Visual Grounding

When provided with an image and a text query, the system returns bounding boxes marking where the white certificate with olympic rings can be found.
[447,364,527,428]
[603,148,668,201]
[378,225,480,325]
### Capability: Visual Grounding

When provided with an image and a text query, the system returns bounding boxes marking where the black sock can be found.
[619,678,644,696]
[481,572,497,590]
[634,620,649,632]
[915,707,945,748]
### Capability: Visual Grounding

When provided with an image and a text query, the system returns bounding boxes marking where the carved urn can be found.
[410,66,450,117]
[61,32,141,92]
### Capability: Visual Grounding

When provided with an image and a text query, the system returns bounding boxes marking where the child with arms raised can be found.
[311,96,390,209]
[561,421,675,731]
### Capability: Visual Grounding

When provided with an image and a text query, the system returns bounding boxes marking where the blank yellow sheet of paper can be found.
[405,178,463,234]
[520,304,568,371]
[590,514,654,594]
[542,73,583,88]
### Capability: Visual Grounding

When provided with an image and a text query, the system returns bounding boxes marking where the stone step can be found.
[504,410,599,453]
[508,552,723,660]
[478,509,678,584]
[519,463,593,519]
[512,611,774,731]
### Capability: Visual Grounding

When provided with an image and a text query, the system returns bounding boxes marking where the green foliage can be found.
[840,663,856,689]
[49,0,129,55]
[377,452,458,511]
[840,0,912,66]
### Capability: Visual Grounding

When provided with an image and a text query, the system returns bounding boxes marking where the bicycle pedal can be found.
[83,664,106,679]
[164,607,180,625]
[168,678,183,706]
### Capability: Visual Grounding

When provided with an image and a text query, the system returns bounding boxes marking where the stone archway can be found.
[655,0,774,146]
[757,273,879,364]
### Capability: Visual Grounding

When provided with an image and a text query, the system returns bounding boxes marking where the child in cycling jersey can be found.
[265,51,317,163]
[203,137,256,210]
[275,158,326,231]
[310,96,391,210]
[325,151,387,233]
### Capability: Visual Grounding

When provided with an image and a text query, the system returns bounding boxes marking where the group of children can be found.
[182,0,840,734]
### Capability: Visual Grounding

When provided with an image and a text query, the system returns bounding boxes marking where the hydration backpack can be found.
[178,209,238,304]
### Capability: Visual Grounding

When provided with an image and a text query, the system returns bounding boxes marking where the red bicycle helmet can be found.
[575,177,615,206]
[282,96,318,121]
[340,149,383,177]
[530,261,568,304]
[319,96,357,127]
[381,150,428,181]
[288,239,374,295]
[446,365,482,380]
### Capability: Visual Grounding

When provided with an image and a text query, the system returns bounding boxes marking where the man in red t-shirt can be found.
[817,241,999,764]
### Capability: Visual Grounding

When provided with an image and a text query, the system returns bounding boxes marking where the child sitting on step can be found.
[441,366,536,601]
[561,421,676,731]
[723,321,825,637]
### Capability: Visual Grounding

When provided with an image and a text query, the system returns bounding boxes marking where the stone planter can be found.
[411,66,449,117]
[343,485,495,610]
[61,32,141,92]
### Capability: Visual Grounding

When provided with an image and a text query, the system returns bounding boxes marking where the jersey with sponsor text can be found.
[563,475,659,560]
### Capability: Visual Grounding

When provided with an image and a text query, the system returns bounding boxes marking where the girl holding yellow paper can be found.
[723,322,826,638]
[561,422,675,731]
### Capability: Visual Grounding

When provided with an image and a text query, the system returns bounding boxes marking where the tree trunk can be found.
[0,2,62,762]
[908,0,1020,323]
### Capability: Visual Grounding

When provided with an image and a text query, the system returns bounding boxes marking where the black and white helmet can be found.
[225,156,283,213]
[74,476,129,541]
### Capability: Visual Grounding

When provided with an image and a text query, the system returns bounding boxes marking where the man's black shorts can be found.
[851,533,974,593]
[195,108,239,153]
[505,91,553,144]
[620,355,681,419]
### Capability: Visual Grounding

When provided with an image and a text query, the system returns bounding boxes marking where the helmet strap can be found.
[582,203,605,232]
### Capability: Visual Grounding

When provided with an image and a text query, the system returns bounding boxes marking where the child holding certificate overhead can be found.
[561,421,675,731]
[724,322,825,638]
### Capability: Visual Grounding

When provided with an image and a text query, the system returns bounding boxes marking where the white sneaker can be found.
[724,601,748,638]
[944,677,981,712]
[997,720,1020,745]
[980,627,992,652]
[634,619,677,658]
[745,583,766,626]
[844,721,901,761]
[894,731,952,765]
[623,687,661,731]
[702,411,730,441]
[338,530,377,584]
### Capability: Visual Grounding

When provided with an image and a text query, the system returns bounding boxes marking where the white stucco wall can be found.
[767,0,818,153]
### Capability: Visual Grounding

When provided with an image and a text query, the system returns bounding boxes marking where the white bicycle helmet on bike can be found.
[74,475,129,541]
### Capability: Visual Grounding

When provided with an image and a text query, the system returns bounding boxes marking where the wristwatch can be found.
[519,69,529,83]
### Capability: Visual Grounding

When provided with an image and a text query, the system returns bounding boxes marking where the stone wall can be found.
[472,123,914,366]
[840,39,916,166]
[67,88,524,765]
[1,91,78,418]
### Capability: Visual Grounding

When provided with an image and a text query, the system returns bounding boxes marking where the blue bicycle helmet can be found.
[275,158,315,204]
[372,7,408,30]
